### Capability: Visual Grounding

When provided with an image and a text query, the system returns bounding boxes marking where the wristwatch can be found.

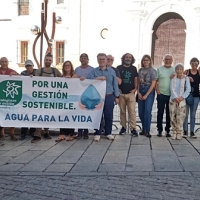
[115,96,119,98]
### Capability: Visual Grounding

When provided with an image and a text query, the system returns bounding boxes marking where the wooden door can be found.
[152,18,186,67]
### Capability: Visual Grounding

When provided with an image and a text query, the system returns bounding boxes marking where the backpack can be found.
[40,67,56,77]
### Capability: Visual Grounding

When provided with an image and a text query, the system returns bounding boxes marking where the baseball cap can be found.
[25,59,34,66]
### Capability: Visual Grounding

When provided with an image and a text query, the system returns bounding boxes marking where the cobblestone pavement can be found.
[1,131,200,199]
[0,175,200,200]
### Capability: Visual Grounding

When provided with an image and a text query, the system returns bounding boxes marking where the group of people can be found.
[0,53,199,142]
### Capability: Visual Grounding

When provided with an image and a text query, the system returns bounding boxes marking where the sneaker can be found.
[183,130,188,138]
[131,129,138,137]
[171,134,177,140]
[166,132,171,138]
[19,135,26,140]
[10,134,18,141]
[157,132,162,137]
[190,132,197,138]
[93,135,100,142]
[75,132,82,139]
[139,130,145,136]
[31,136,41,143]
[119,127,126,135]
[43,133,52,139]
[146,132,151,138]
[177,134,182,140]
[107,134,114,141]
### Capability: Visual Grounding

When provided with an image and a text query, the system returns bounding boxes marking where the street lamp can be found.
[31,0,62,68]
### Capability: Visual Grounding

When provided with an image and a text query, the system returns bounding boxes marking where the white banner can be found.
[0,76,106,128]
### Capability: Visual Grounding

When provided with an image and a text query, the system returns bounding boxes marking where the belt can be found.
[106,93,113,96]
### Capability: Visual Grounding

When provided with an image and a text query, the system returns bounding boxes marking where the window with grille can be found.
[57,0,64,4]
[21,41,28,63]
[56,41,65,64]
[19,0,29,15]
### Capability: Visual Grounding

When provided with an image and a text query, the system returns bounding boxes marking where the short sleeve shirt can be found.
[117,65,138,94]
[157,66,175,96]
[75,65,94,78]
[138,67,157,85]
[0,68,18,75]
[111,67,121,78]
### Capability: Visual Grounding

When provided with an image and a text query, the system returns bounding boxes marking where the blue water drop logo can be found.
[80,85,101,110]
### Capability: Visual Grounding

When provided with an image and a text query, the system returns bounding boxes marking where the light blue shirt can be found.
[75,65,94,78]
[87,66,120,97]
[170,76,191,100]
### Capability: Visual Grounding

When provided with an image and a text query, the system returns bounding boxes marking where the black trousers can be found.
[21,127,36,136]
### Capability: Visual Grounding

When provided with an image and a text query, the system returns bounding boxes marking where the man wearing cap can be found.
[19,59,36,140]
[0,57,18,141]
[73,53,94,139]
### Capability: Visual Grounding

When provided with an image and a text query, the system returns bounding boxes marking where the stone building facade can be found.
[0,0,200,71]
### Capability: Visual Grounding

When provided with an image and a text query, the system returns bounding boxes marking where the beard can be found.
[45,62,51,67]
[124,61,131,65]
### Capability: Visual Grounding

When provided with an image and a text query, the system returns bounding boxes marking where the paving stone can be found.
[0,164,24,171]
[67,140,93,151]
[98,164,126,172]
[70,163,100,172]
[152,150,177,157]
[152,150,183,171]
[109,141,130,150]
[8,151,44,164]
[83,146,108,156]
[131,137,150,145]
[0,156,14,166]
[186,139,200,149]
[169,138,190,145]
[102,150,128,163]
[179,157,200,171]
[54,150,84,164]
[129,145,151,156]
[45,164,74,172]
[126,156,153,171]
[19,156,57,172]
[42,146,69,156]
[2,146,32,156]
[173,145,200,157]
[154,160,183,172]
[0,140,27,150]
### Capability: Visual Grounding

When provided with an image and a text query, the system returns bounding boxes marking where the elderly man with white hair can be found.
[156,54,175,138]
[169,63,191,140]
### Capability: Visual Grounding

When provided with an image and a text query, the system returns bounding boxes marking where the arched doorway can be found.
[151,12,186,67]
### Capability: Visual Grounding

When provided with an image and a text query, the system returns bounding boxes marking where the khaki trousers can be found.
[119,93,136,130]
[169,100,186,135]
[34,128,49,138]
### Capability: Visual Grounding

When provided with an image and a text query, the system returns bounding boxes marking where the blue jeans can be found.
[95,95,115,136]
[138,85,155,132]
[157,93,171,133]
[183,97,199,132]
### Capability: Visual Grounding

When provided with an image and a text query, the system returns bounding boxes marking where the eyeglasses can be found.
[26,65,33,67]
[143,59,150,62]
[107,58,113,61]
[191,62,199,65]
